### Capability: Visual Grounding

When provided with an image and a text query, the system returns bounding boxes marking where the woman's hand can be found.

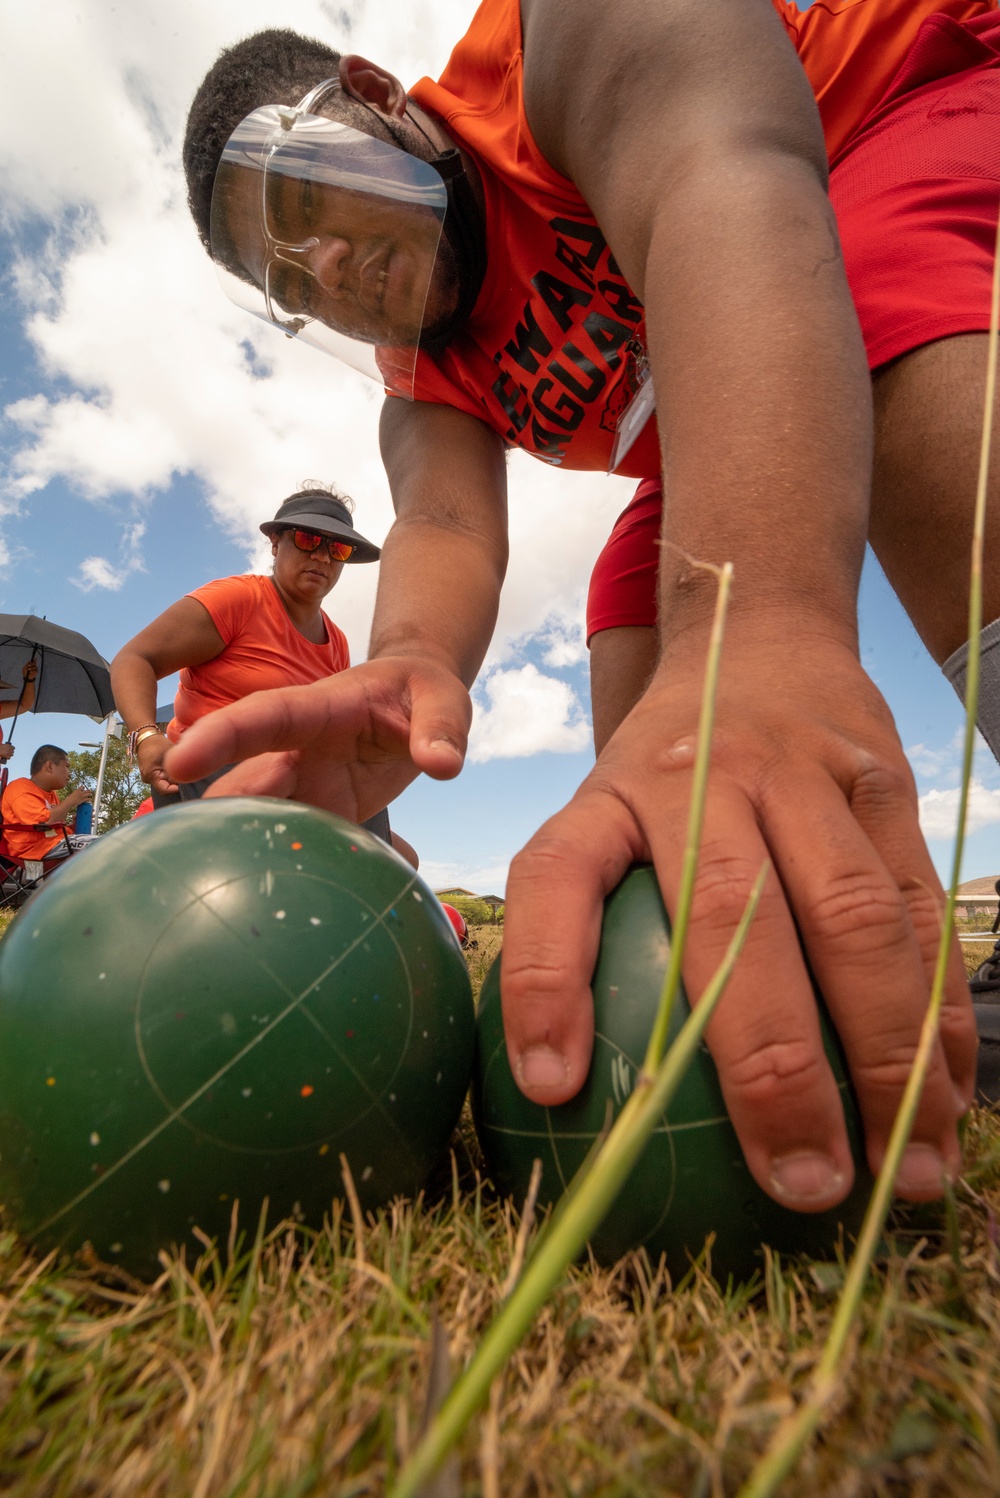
[162,656,472,817]
[137,732,179,796]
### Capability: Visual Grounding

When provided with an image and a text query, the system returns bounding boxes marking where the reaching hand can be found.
[500,627,976,1211]
[161,656,472,818]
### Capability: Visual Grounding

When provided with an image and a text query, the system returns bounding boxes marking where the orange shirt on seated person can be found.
[2,779,65,862]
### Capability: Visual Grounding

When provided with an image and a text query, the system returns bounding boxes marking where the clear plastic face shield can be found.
[210,80,449,398]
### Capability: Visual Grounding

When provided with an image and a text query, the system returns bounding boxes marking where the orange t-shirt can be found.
[167,574,350,742]
[408,0,994,478]
[1,778,62,862]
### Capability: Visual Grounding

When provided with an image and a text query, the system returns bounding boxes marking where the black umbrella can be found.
[0,615,115,740]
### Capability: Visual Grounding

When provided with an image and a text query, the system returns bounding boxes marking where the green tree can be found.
[68,736,146,832]
[443,895,494,927]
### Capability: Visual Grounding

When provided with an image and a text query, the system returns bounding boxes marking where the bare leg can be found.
[870,333,1000,664]
[589,624,658,755]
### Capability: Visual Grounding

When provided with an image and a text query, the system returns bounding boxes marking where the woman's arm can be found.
[112,597,226,794]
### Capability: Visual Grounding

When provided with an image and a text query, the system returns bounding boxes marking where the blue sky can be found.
[1,0,998,895]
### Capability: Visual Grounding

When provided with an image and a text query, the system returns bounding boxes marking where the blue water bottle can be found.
[74,800,93,836]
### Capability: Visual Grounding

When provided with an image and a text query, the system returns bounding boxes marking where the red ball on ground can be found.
[440,902,468,947]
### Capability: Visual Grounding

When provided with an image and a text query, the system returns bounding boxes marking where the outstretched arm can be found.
[502,0,974,1207]
[163,401,509,816]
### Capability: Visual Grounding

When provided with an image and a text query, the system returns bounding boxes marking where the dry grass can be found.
[963,941,995,979]
[1,1112,1000,1496]
[2,918,1000,1494]
[463,924,504,1002]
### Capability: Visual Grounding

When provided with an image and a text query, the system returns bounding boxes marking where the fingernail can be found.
[769,1151,845,1205]
[516,1046,569,1092]
[896,1144,946,1195]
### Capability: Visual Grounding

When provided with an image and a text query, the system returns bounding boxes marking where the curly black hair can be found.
[183,29,344,255]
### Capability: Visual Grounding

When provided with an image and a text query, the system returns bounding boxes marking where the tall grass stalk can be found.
[736,204,1000,1498]
[392,868,766,1498]
[390,563,771,1498]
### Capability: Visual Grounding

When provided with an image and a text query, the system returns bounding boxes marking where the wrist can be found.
[128,723,165,760]
[367,640,473,685]
[659,586,860,663]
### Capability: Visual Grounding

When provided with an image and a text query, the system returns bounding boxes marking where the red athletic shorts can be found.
[586,8,1000,641]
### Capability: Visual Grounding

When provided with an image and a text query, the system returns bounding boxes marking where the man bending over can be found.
[174,0,1000,1213]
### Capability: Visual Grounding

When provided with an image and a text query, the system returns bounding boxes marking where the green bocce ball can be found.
[0,799,474,1275]
[474,865,873,1282]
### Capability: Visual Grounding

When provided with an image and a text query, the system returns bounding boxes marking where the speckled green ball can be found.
[0,799,474,1275]
[474,865,872,1282]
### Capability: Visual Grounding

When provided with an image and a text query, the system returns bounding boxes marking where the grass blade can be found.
[389,558,747,1498]
[391,864,769,1498]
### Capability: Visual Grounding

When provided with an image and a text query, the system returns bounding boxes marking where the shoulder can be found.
[187,573,265,635]
[3,777,41,807]
[187,574,262,606]
[520,0,815,170]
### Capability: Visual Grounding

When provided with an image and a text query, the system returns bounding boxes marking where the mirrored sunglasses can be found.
[291,528,354,561]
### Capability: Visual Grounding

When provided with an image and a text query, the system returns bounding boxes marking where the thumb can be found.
[407,672,471,780]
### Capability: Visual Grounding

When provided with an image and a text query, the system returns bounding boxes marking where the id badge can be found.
[608,341,655,473]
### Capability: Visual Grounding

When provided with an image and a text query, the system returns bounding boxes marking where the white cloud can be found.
[539,615,589,668]
[906,729,966,784]
[72,520,146,592]
[421,859,510,897]
[918,780,1000,841]
[75,557,130,592]
[907,730,1000,793]
[467,663,591,763]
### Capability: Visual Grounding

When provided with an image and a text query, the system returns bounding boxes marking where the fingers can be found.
[501,782,646,1105]
[767,758,972,1195]
[148,768,178,794]
[641,770,858,1212]
[202,752,299,801]
[406,672,471,780]
[163,661,472,797]
[163,683,353,784]
[844,757,977,1113]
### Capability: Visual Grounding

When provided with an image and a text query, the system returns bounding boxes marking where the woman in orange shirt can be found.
[112,485,414,858]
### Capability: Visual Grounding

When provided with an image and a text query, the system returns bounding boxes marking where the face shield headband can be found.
[210,80,462,398]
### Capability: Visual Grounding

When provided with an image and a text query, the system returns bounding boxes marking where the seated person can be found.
[112,483,418,866]
[1,743,93,865]
[0,661,38,764]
